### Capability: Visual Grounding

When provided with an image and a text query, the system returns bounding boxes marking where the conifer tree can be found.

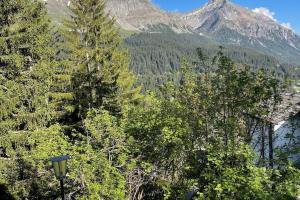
[0,0,73,198]
[0,0,72,133]
[64,0,140,119]
[57,1,141,198]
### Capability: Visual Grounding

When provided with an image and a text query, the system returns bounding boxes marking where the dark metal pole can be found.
[60,179,65,200]
[268,123,274,169]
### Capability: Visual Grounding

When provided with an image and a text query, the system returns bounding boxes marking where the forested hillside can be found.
[125,31,300,89]
[0,0,299,199]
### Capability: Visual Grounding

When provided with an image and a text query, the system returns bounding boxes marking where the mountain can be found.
[104,0,190,33]
[183,0,300,64]
[45,0,300,89]
[46,0,190,32]
[46,0,300,64]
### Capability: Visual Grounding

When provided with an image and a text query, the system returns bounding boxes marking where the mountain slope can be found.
[105,0,189,33]
[183,0,300,64]
[46,0,190,32]
[125,32,299,89]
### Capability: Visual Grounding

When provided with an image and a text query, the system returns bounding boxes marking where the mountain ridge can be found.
[104,0,190,33]
[46,0,300,39]
[46,0,299,37]
[181,0,300,64]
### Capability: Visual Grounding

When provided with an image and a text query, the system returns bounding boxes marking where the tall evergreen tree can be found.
[64,0,140,120]
[52,0,141,198]
[0,0,72,133]
[0,0,73,198]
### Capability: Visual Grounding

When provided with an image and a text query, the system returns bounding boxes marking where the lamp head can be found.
[51,155,70,180]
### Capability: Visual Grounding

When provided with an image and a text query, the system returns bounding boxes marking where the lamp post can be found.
[51,155,70,200]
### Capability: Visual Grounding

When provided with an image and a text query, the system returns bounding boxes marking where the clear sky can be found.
[151,0,300,34]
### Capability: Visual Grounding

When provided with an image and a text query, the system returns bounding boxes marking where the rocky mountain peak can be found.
[181,0,300,63]
[183,0,297,39]
[209,0,227,5]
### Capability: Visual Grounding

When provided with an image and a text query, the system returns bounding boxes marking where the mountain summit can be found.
[209,0,227,4]
[184,0,296,39]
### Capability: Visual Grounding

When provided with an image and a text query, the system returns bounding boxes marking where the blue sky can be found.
[151,0,300,34]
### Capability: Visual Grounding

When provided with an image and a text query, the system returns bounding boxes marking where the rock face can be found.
[104,0,191,33]
[183,0,299,43]
[105,0,177,30]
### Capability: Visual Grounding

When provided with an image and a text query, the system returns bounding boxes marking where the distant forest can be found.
[125,31,300,90]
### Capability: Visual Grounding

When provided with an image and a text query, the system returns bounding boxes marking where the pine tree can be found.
[0,0,72,132]
[0,0,73,198]
[64,0,140,119]
[56,1,141,198]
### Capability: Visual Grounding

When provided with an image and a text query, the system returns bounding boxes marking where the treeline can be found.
[125,32,300,90]
[0,0,299,199]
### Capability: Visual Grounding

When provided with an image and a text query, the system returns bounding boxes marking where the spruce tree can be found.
[57,0,141,198]
[0,0,73,198]
[64,0,140,119]
[0,0,72,133]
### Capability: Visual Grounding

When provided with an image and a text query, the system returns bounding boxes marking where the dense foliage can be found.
[0,0,299,199]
